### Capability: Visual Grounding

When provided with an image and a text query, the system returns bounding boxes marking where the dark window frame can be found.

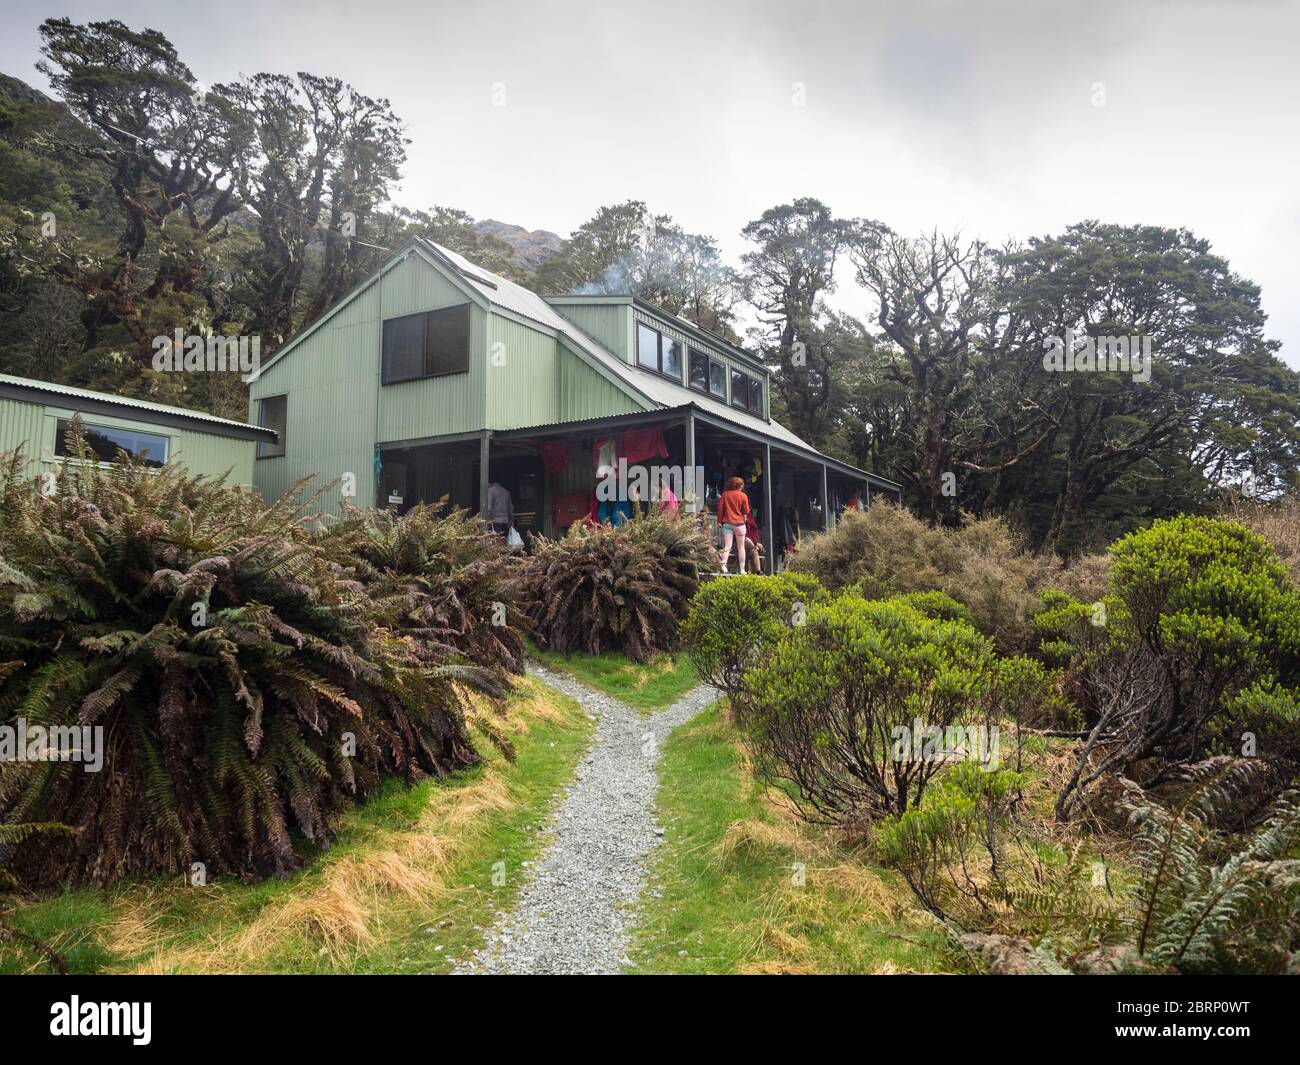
[635,320,684,383]
[689,347,729,401]
[257,394,287,459]
[730,368,749,411]
[55,417,170,468]
[381,303,472,385]
[708,358,728,400]
[688,347,709,394]
[730,368,765,416]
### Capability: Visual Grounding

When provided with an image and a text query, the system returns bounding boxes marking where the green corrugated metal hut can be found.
[0,374,275,483]
[247,238,900,561]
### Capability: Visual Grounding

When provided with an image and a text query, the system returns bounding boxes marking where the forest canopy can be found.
[1,17,1296,553]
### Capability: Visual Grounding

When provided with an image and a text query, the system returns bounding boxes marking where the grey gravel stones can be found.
[453,663,718,975]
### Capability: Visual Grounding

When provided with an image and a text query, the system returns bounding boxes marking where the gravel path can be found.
[452,663,719,975]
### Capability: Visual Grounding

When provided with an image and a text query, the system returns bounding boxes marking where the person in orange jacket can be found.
[716,476,751,574]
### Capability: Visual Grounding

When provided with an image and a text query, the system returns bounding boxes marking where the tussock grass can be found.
[1,677,593,975]
[1228,496,1300,583]
[632,704,949,974]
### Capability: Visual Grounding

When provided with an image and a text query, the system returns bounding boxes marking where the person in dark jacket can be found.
[486,481,514,535]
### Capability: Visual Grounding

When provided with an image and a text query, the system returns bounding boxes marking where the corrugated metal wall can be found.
[558,347,644,422]
[547,302,631,361]
[0,396,48,460]
[250,251,489,514]
[485,315,561,429]
[376,258,487,442]
[170,428,257,485]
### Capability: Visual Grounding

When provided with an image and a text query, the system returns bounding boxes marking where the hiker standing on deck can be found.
[716,476,751,575]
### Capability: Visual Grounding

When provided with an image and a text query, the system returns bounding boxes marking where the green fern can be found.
[0,434,511,887]
[522,512,716,663]
[1122,759,1300,973]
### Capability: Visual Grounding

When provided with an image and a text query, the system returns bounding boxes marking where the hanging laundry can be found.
[620,426,669,465]
[538,440,571,474]
[598,498,632,525]
[735,456,763,483]
[593,435,618,477]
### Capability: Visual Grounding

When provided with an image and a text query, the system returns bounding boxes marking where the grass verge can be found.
[0,676,594,975]
[631,702,950,974]
[528,644,699,711]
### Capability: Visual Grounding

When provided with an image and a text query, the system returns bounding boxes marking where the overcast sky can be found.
[4,0,1298,364]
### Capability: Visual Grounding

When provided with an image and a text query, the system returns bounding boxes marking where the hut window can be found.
[731,370,764,415]
[258,395,287,458]
[382,303,471,384]
[56,419,169,468]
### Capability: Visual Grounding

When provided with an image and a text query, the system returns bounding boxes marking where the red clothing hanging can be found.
[538,440,571,473]
[620,427,669,464]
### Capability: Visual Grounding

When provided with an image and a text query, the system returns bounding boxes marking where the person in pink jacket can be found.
[653,481,679,519]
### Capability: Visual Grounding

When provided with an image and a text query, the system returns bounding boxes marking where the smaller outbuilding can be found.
[0,373,277,484]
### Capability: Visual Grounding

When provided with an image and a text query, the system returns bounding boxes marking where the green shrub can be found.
[875,761,1025,921]
[521,512,716,663]
[878,755,1300,974]
[1049,516,1300,818]
[681,573,824,700]
[1114,513,1300,775]
[0,444,500,888]
[772,570,829,609]
[788,503,1048,652]
[742,596,1031,823]
[1111,516,1299,680]
[880,590,973,626]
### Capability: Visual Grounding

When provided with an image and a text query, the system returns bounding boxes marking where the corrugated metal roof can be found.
[0,374,275,437]
[417,239,828,456]
[252,237,897,489]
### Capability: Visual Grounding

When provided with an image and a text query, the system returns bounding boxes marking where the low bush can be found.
[521,512,716,663]
[788,503,1048,652]
[788,503,942,594]
[875,760,1025,922]
[771,570,830,610]
[0,443,501,888]
[877,756,1300,974]
[682,573,826,701]
[741,596,1036,824]
[878,590,973,626]
[1044,516,1300,819]
[1047,551,1112,605]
